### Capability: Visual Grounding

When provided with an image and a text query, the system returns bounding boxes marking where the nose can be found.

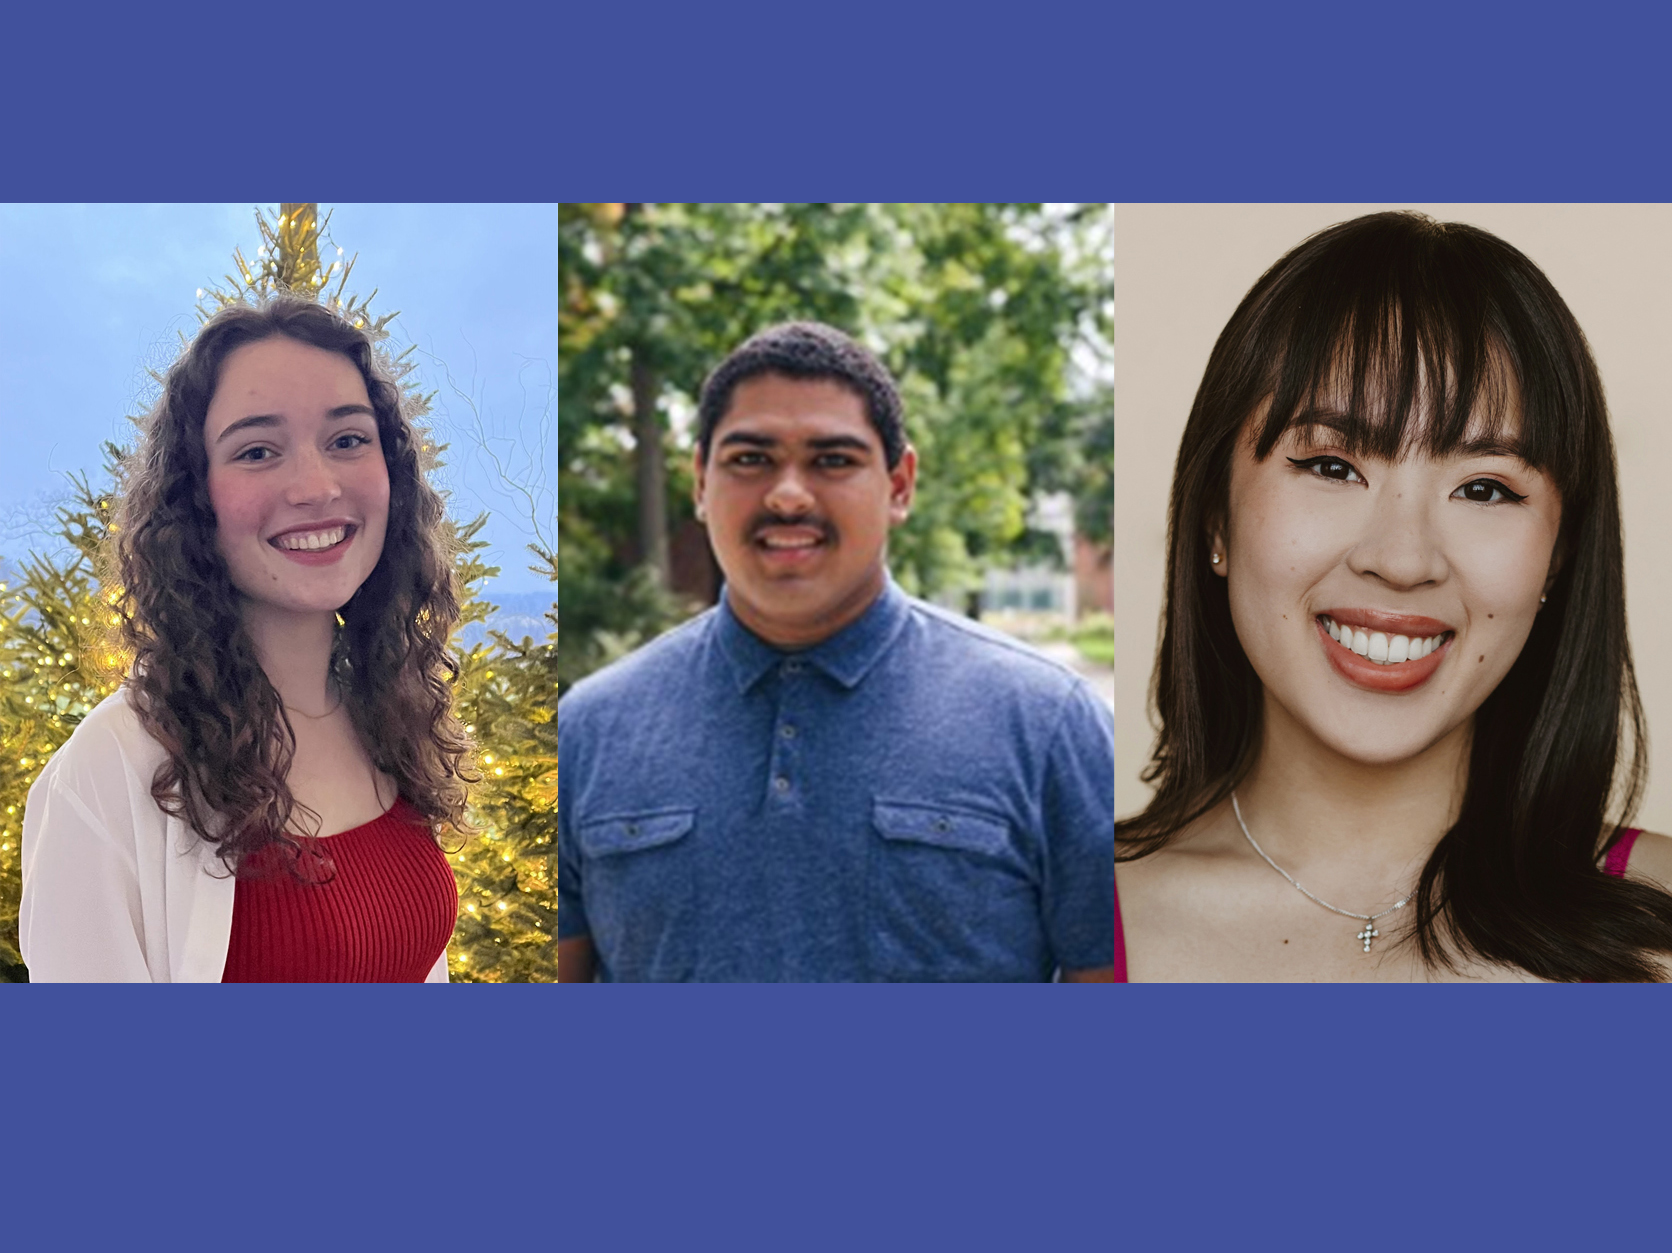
[763,465,815,518]
[1346,483,1448,590]
[284,443,344,508]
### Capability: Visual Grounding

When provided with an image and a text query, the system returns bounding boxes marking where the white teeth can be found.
[277,526,347,551]
[1321,616,1448,666]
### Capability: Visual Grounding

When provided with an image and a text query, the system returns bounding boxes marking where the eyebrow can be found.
[717,431,875,454]
[1292,409,1527,460]
[214,404,376,445]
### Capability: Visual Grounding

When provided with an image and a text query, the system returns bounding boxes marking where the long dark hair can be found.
[1119,211,1672,981]
[113,295,477,873]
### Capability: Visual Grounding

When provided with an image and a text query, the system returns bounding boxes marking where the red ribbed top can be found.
[221,799,458,983]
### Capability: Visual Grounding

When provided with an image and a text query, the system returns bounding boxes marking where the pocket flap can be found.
[577,808,695,857]
[872,801,1010,858]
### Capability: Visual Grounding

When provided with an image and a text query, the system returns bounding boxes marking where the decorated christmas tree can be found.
[0,204,555,981]
[0,471,127,981]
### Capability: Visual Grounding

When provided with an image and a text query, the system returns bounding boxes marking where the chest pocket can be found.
[575,808,698,980]
[866,799,1043,982]
[578,810,695,857]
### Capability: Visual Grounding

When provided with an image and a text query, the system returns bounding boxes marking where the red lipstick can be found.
[1316,615,1452,694]
[1321,607,1455,637]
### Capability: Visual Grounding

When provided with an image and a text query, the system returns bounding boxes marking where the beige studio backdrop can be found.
[1114,203,1672,833]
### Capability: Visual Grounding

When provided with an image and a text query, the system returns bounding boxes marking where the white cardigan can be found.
[20,686,448,983]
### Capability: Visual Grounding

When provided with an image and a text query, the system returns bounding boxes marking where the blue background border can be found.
[6,2,1672,1247]
[7,4,1670,202]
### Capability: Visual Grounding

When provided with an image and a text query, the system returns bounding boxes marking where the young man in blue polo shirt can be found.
[558,322,1115,981]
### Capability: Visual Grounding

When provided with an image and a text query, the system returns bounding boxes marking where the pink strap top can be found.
[1112,827,1644,983]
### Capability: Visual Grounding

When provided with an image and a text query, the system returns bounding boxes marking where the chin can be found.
[244,577,371,618]
[1302,705,1460,767]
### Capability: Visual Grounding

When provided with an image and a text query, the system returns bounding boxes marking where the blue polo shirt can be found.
[557,579,1114,981]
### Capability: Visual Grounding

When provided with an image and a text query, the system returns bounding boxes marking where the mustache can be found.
[748,512,835,543]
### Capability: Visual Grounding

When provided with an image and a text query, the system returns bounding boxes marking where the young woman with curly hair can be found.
[1116,211,1672,982]
[20,296,476,982]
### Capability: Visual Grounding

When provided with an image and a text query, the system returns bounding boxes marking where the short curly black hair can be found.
[695,321,907,468]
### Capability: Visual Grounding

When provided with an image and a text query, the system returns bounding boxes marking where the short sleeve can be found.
[1039,682,1116,974]
[20,755,153,982]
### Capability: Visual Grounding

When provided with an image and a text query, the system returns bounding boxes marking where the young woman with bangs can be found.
[20,296,476,982]
[1116,211,1672,982]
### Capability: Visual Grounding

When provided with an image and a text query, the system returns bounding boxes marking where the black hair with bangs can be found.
[1120,210,1672,981]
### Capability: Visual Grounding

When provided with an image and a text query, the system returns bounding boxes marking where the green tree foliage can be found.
[0,205,555,981]
[0,472,127,980]
[446,538,557,982]
[558,202,1112,689]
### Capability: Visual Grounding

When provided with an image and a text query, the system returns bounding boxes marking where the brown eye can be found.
[1286,455,1365,485]
[1454,479,1525,504]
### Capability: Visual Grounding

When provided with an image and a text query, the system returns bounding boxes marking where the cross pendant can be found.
[1357,921,1379,953]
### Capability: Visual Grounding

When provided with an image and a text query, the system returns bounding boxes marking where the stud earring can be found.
[1540,594,1546,604]
[1211,553,1221,565]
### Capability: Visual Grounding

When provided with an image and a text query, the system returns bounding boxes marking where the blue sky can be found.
[0,203,556,594]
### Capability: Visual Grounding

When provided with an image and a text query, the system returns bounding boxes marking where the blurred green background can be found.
[557,203,1113,696]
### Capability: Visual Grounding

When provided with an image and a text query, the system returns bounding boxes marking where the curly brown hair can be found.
[113,295,477,873]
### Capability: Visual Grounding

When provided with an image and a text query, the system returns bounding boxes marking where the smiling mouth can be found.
[753,526,830,558]
[759,535,823,550]
[1315,613,1453,693]
[1318,614,1452,666]
[270,524,355,553]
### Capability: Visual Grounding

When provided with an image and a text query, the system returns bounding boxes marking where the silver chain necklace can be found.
[1231,790,1412,953]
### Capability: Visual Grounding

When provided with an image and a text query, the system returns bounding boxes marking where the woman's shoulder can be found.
[1619,829,1672,892]
[32,685,166,797]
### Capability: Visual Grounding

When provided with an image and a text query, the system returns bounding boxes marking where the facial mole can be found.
[1488,614,1494,619]
[1479,655,1485,663]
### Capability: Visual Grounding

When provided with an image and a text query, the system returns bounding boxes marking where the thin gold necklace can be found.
[282,686,344,720]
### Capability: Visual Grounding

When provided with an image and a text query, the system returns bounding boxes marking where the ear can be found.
[1206,511,1228,578]
[692,446,709,523]
[888,445,918,526]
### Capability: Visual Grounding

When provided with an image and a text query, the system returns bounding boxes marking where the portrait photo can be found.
[0,203,557,982]
[1113,203,1672,981]
[557,203,1115,982]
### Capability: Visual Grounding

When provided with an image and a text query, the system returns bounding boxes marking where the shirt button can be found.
[779,724,797,740]
[774,776,791,793]
[783,661,804,675]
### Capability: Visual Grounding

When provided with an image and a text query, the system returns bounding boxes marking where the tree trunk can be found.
[631,346,670,586]
[622,203,670,587]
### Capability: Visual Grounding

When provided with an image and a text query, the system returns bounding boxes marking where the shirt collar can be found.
[714,577,911,693]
